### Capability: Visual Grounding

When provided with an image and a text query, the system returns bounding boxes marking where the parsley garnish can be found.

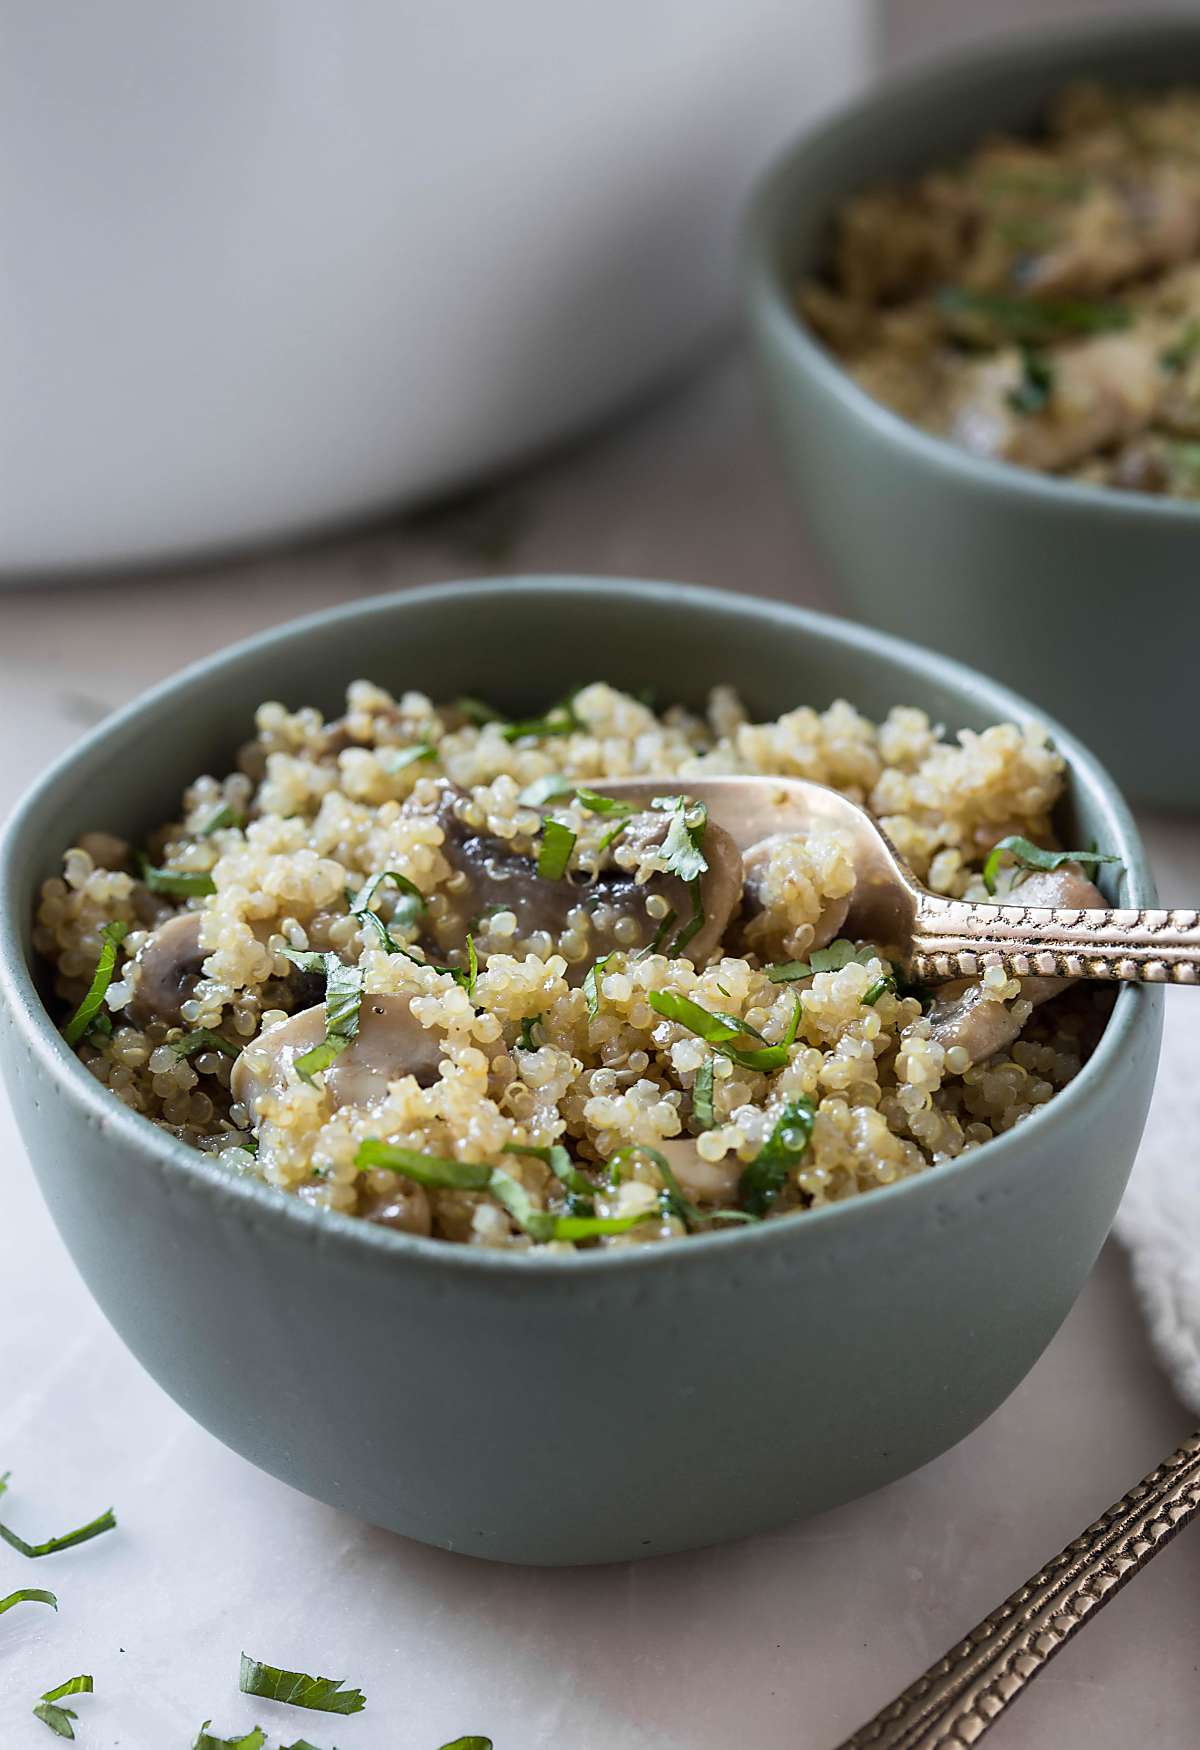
[139,860,217,897]
[280,952,362,1083]
[981,836,1122,896]
[198,803,245,836]
[438,1739,493,1749]
[937,287,1130,343]
[517,774,575,808]
[582,952,613,1018]
[238,1654,365,1715]
[501,699,581,743]
[503,1140,597,1199]
[0,1589,57,1616]
[693,1060,715,1130]
[192,1725,267,1750]
[1160,320,1200,373]
[517,1014,543,1051]
[766,939,878,982]
[648,990,801,1071]
[355,1142,651,1243]
[576,788,636,817]
[349,871,426,949]
[861,973,899,1006]
[34,1675,93,1739]
[536,818,576,881]
[464,933,479,1000]
[382,743,437,772]
[173,1029,241,1059]
[0,1490,116,1558]
[62,921,128,1046]
[739,1098,816,1216]
[651,795,709,882]
[1007,346,1054,414]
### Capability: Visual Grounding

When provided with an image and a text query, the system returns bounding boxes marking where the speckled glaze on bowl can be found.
[743,16,1200,811]
[0,578,1162,1565]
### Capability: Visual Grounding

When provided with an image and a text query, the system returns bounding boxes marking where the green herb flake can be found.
[139,859,217,898]
[0,1498,116,1560]
[1006,346,1054,415]
[501,700,581,743]
[285,954,363,1083]
[693,1059,715,1131]
[192,1726,268,1750]
[34,1677,93,1741]
[517,1014,543,1051]
[861,974,899,1006]
[62,921,128,1046]
[173,1029,241,1060]
[766,939,878,983]
[456,696,507,727]
[197,803,245,837]
[1160,320,1200,373]
[537,818,576,881]
[651,795,709,883]
[503,1140,596,1199]
[438,1739,493,1750]
[739,1097,817,1217]
[464,933,479,1001]
[350,870,426,944]
[575,788,637,818]
[936,286,1130,343]
[239,1653,365,1716]
[648,989,801,1072]
[517,774,575,808]
[582,951,614,1019]
[382,743,437,773]
[981,835,1123,897]
[0,1588,57,1616]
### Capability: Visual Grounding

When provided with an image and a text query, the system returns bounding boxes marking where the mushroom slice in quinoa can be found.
[740,832,853,954]
[231,992,445,1118]
[432,786,742,975]
[926,864,1106,1064]
[358,1178,433,1237]
[656,1138,741,1207]
[127,911,206,1027]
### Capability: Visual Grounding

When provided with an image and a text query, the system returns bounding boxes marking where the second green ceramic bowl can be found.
[744,17,1200,811]
[0,579,1162,1564]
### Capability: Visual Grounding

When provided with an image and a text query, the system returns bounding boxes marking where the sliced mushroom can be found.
[658,1137,741,1206]
[432,787,742,977]
[231,992,445,1119]
[128,911,206,1026]
[358,1180,433,1236]
[926,864,1107,1063]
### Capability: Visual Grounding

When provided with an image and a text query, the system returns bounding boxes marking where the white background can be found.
[2,356,1199,1749]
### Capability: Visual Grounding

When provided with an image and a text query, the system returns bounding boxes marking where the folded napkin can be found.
[1113,810,1200,1418]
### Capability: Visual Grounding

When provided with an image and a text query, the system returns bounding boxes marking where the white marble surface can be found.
[2,358,1199,1749]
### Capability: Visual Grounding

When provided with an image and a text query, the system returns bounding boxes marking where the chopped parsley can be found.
[582,952,614,1018]
[139,860,217,898]
[503,1140,597,1200]
[279,952,363,1084]
[1160,320,1200,373]
[34,1675,93,1739]
[438,1740,493,1750]
[692,1060,715,1130]
[576,788,636,818]
[173,1029,241,1060]
[937,286,1130,343]
[0,1494,116,1559]
[981,835,1122,896]
[766,939,879,982]
[464,933,479,1001]
[1007,346,1054,415]
[536,818,576,881]
[192,1726,267,1750]
[516,1014,543,1051]
[861,973,899,1006]
[648,989,801,1071]
[501,699,581,743]
[381,742,437,772]
[62,920,127,1046]
[349,871,426,950]
[197,803,245,836]
[355,1142,651,1243]
[651,795,709,883]
[739,1098,817,1217]
[0,1589,57,1616]
[517,773,575,808]
[238,1653,366,1715]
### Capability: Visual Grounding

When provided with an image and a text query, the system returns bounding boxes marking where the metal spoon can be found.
[598,775,1200,986]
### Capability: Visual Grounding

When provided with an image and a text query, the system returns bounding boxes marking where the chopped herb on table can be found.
[438,1738,494,1749]
[238,1654,366,1715]
[0,1588,57,1616]
[33,1674,93,1739]
[0,1482,116,1558]
[192,1726,267,1750]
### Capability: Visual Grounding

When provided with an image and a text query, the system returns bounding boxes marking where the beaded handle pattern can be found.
[910,895,1200,985]
[836,1432,1200,1750]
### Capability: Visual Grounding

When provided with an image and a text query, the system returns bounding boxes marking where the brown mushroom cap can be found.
[128,911,206,1027]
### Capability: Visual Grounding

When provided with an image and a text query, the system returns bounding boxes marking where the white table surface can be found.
[2,357,1198,1750]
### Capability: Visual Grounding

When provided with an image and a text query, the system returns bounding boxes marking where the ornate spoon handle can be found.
[911,894,1200,985]
[836,1432,1200,1750]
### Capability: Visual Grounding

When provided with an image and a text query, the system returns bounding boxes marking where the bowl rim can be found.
[743,11,1200,524]
[0,574,1156,1278]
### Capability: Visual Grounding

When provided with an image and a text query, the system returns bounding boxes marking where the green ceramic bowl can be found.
[744,16,1200,811]
[0,578,1162,1565]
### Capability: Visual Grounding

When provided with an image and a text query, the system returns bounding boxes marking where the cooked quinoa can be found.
[35,680,1111,1252]
[802,81,1200,498]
